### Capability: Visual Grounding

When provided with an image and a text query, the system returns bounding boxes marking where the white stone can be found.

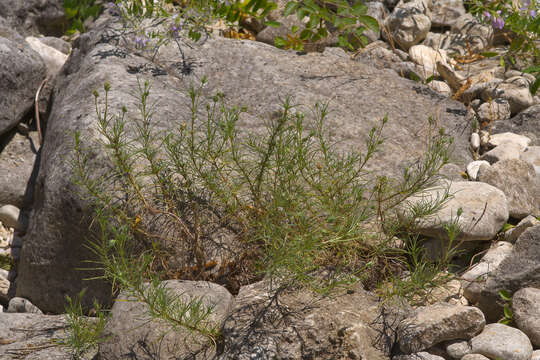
[409,45,448,77]
[470,132,480,151]
[6,297,43,314]
[394,352,445,360]
[466,160,490,180]
[479,130,490,147]
[532,350,540,360]
[481,141,522,164]
[25,36,68,77]
[488,132,531,151]
[470,323,533,360]
[0,205,22,230]
[384,0,431,50]
[400,181,509,241]
[461,355,490,360]
[428,80,452,96]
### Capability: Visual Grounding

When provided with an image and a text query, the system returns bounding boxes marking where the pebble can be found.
[7,297,43,314]
[0,205,22,230]
[470,132,480,150]
[466,160,490,180]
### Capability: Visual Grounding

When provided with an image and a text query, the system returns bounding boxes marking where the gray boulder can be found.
[445,339,472,359]
[218,280,388,359]
[505,215,540,243]
[0,313,84,359]
[394,352,445,360]
[400,181,508,241]
[398,303,485,353]
[480,141,522,164]
[384,0,431,50]
[470,323,533,360]
[0,17,47,136]
[512,287,540,347]
[99,280,233,360]
[476,225,540,322]
[477,159,540,219]
[476,99,511,123]
[16,13,474,313]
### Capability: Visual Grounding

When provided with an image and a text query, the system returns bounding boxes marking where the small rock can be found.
[488,132,531,151]
[445,339,472,359]
[36,36,71,55]
[480,141,522,164]
[476,99,511,123]
[409,45,448,77]
[431,0,466,27]
[470,132,480,151]
[479,130,490,148]
[512,287,540,347]
[7,297,43,314]
[398,303,485,353]
[466,160,490,180]
[483,79,535,115]
[470,323,532,360]
[477,159,540,219]
[520,146,540,175]
[0,274,10,305]
[462,80,503,104]
[428,80,452,96]
[25,36,68,78]
[505,215,540,243]
[400,181,508,241]
[462,241,513,305]
[0,205,22,231]
[383,0,431,50]
[532,350,540,360]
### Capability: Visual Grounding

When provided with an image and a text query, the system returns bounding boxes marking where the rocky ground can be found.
[0,0,539,359]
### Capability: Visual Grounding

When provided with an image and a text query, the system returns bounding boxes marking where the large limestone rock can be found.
[470,323,533,360]
[99,280,233,360]
[397,303,485,353]
[16,13,473,313]
[401,181,508,241]
[476,225,540,322]
[0,17,47,136]
[477,159,540,219]
[218,280,388,359]
[0,313,87,359]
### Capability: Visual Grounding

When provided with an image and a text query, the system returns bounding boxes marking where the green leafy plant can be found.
[63,0,102,35]
[498,289,514,325]
[275,0,379,51]
[0,253,11,271]
[468,0,540,94]
[57,290,108,359]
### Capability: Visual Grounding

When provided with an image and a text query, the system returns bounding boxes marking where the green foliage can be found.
[498,289,514,325]
[63,0,102,35]
[468,0,540,94]
[57,290,108,359]
[0,253,11,271]
[275,0,379,51]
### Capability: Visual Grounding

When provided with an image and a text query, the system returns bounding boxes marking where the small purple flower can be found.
[520,0,531,10]
[170,19,184,38]
[531,9,537,17]
[492,16,505,29]
[108,2,120,16]
[483,10,491,19]
[134,36,149,49]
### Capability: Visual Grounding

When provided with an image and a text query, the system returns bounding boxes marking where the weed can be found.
[63,0,102,35]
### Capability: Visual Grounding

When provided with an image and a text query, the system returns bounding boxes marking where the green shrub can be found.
[63,0,102,35]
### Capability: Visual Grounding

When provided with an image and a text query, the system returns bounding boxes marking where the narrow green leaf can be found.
[283,1,298,17]
[503,305,513,319]
[531,77,540,95]
[300,29,312,40]
[498,289,512,301]
[480,52,499,58]
[265,21,281,28]
[274,36,287,48]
